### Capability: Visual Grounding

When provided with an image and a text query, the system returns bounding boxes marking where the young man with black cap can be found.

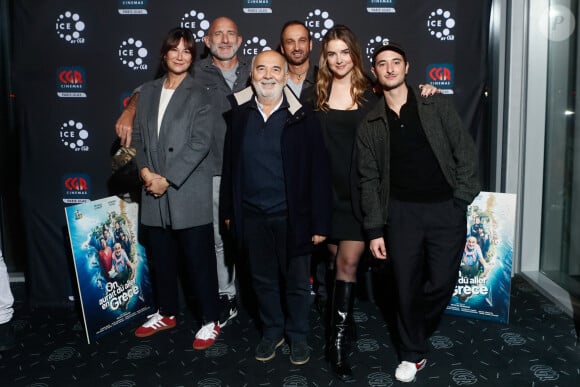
[355,40,480,383]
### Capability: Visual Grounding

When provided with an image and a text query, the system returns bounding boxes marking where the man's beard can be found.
[209,43,239,61]
[286,50,309,66]
[252,80,284,99]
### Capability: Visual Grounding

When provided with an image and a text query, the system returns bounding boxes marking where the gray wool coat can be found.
[132,75,215,229]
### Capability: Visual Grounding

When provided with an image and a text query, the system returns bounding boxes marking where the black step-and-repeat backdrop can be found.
[13,0,491,306]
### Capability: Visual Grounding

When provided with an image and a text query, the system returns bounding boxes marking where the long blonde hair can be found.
[315,25,369,111]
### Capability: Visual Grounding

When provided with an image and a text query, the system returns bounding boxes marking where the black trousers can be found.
[242,211,311,344]
[145,224,220,322]
[385,198,466,362]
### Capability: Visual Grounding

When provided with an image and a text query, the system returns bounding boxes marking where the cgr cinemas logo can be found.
[367,0,396,14]
[305,9,334,41]
[62,174,90,204]
[241,36,271,58]
[120,92,133,112]
[427,8,456,41]
[60,119,90,151]
[243,0,273,14]
[118,38,149,70]
[57,66,87,98]
[179,9,210,42]
[426,63,454,94]
[56,11,86,44]
[118,0,148,15]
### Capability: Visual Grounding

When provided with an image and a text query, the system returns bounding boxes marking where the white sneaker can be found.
[395,359,427,383]
[134,311,176,337]
[193,322,221,350]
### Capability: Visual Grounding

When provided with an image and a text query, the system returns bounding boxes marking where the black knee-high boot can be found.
[328,280,355,381]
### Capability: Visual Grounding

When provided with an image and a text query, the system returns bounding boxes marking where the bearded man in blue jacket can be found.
[221,50,332,366]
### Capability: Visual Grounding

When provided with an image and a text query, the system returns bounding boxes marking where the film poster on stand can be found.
[65,195,154,343]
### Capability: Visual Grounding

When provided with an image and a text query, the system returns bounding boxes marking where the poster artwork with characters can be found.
[445,192,517,324]
[65,196,154,343]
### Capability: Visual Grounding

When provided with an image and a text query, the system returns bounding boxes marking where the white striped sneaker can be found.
[134,311,176,337]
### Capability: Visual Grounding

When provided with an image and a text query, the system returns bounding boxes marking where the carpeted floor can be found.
[1,275,579,387]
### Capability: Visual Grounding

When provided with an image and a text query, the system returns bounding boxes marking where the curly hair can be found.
[315,25,370,111]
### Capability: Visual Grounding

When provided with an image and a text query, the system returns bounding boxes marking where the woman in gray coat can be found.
[131,28,221,350]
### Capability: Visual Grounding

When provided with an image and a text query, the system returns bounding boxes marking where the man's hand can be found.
[312,235,326,245]
[370,237,387,260]
[115,94,138,147]
[418,84,440,97]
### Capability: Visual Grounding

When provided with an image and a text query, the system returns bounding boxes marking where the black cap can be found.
[372,39,406,65]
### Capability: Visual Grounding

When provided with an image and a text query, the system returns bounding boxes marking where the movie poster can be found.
[65,196,153,343]
[445,192,516,324]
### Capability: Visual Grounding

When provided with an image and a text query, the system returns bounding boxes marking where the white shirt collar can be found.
[254,95,284,122]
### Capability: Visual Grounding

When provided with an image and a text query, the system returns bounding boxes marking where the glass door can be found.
[539,1,580,297]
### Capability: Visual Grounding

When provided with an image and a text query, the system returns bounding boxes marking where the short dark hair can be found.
[160,27,195,72]
[280,20,311,45]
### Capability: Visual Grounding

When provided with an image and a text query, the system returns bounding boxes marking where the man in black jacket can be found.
[356,41,480,383]
[221,50,332,366]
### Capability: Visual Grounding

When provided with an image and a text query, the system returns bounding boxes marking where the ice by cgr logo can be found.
[57,66,87,98]
[56,11,86,44]
[179,10,210,42]
[60,119,90,152]
[365,35,391,64]
[305,9,334,41]
[118,38,148,70]
[427,8,455,41]
[241,36,271,58]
